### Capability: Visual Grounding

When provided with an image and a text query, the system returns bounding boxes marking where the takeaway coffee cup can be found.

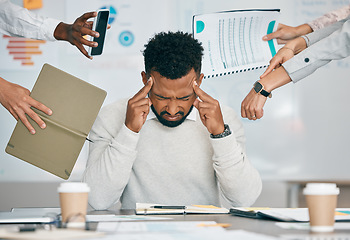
[303,183,339,232]
[57,182,90,228]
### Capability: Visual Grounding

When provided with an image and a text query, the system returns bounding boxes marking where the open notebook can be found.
[5,64,107,179]
[136,203,229,215]
[230,207,350,222]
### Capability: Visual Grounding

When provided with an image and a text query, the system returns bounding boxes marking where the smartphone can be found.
[89,9,109,56]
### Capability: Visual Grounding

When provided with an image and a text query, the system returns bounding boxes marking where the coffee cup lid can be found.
[57,182,90,193]
[303,183,339,195]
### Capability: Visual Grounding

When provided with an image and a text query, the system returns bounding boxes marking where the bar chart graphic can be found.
[3,35,46,66]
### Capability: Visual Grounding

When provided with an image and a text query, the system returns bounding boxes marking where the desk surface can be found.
[88,209,350,238]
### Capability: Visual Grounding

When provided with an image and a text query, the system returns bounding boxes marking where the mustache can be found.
[160,111,185,117]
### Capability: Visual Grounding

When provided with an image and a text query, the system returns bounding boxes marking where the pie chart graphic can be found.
[100,5,117,24]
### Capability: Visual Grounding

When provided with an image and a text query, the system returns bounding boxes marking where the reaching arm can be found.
[262,23,312,44]
[0,0,104,59]
[284,16,350,83]
[0,77,52,134]
[262,4,350,44]
[241,67,292,120]
[53,12,101,59]
[241,16,350,120]
[0,0,60,40]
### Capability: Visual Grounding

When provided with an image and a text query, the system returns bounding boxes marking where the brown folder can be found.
[5,64,107,179]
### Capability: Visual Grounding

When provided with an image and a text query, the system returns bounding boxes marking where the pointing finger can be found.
[132,77,153,101]
[192,81,213,102]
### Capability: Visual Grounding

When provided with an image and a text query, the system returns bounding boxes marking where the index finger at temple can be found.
[133,77,153,100]
[193,81,213,102]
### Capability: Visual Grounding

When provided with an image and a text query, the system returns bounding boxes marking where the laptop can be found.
[0,211,56,224]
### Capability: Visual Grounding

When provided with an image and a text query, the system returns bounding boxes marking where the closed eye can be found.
[153,92,194,101]
[155,95,170,100]
[177,93,194,101]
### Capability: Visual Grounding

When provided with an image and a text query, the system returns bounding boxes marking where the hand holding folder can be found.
[5,64,106,179]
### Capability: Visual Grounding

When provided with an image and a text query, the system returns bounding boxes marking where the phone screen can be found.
[90,10,109,56]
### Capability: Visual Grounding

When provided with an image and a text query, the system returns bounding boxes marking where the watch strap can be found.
[259,89,271,97]
[210,124,231,139]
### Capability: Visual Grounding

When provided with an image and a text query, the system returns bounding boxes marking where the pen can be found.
[152,205,186,209]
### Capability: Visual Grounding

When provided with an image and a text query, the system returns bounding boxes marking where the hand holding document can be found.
[193,9,280,79]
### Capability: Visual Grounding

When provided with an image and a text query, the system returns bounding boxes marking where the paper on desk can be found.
[276,222,350,230]
[97,221,223,233]
[86,214,171,222]
[90,229,278,240]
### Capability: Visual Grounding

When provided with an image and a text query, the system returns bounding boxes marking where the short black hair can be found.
[143,31,204,79]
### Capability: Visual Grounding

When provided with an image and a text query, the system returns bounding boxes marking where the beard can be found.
[150,105,194,128]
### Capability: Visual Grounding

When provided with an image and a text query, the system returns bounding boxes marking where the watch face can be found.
[253,81,263,93]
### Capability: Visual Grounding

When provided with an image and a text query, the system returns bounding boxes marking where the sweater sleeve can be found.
[210,107,262,207]
[82,109,140,210]
[283,16,350,83]
[307,4,350,31]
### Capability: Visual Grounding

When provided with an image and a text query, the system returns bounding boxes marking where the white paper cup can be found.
[58,182,90,228]
[303,183,339,232]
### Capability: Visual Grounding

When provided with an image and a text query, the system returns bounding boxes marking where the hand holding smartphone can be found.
[89,9,110,56]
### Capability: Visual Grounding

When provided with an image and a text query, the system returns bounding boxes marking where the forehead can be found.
[151,69,197,96]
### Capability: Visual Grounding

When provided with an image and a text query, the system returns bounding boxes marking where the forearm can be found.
[83,124,139,210]
[259,66,292,93]
[295,24,313,36]
[0,77,8,103]
[283,36,308,55]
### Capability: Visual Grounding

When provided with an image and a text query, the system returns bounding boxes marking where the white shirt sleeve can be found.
[0,0,61,41]
[283,17,350,83]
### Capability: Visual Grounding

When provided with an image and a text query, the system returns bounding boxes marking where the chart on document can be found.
[193,9,280,79]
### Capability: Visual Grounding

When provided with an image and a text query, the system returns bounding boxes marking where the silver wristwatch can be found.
[210,124,231,139]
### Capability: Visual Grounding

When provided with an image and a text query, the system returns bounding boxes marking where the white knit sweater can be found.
[83,98,262,210]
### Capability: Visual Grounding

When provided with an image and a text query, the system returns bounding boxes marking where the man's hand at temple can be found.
[125,77,153,133]
[193,80,225,135]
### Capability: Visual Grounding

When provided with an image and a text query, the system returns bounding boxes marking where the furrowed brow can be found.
[153,93,170,99]
[176,93,194,100]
